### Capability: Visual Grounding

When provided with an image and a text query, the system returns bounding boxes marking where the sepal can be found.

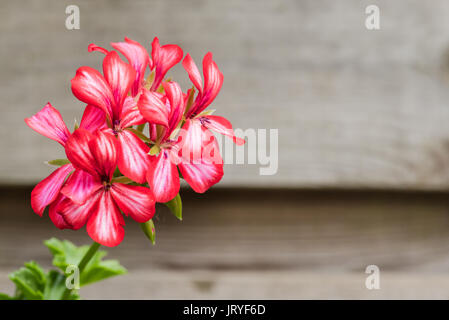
[46,159,71,167]
[164,192,182,220]
[140,219,156,245]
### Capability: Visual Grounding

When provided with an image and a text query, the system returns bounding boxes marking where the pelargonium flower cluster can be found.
[25,37,244,247]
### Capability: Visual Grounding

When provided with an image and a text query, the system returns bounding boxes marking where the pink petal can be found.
[88,43,109,55]
[147,149,180,203]
[178,159,223,194]
[182,53,203,94]
[60,169,102,205]
[177,119,204,163]
[198,52,223,113]
[150,37,183,91]
[149,123,158,142]
[111,37,150,96]
[110,183,155,222]
[79,105,107,132]
[201,115,245,145]
[89,130,118,181]
[31,164,74,216]
[86,191,125,247]
[163,81,185,134]
[48,194,73,229]
[71,66,115,121]
[65,129,98,177]
[25,103,71,146]
[59,189,102,230]
[117,129,150,184]
[103,51,136,119]
[137,89,169,127]
[119,96,146,129]
[199,130,224,166]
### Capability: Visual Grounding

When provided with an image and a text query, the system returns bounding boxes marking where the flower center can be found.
[103,181,112,191]
[113,120,122,135]
[199,117,210,126]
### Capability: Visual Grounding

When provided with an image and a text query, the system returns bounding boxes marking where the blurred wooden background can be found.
[2,187,449,299]
[3,0,449,189]
[3,0,449,299]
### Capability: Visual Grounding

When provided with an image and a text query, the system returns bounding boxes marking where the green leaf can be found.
[140,219,156,245]
[8,261,46,300]
[44,238,127,287]
[24,261,46,285]
[0,293,15,300]
[43,270,80,300]
[164,193,182,220]
[81,259,126,286]
[43,270,78,300]
[46,159,70,167]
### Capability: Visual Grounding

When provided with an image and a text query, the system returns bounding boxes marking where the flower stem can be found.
[61,241,101,300]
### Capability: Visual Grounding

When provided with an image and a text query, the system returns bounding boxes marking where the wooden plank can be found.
[1,187,449,298]
[3,0,449,189]
[3,270,449,299]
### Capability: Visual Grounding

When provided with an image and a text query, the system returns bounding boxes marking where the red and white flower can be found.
[71,50,150,183]
[26,36,244,246]
[181,52,245,163]
[25,103,105,228]
[58,129,155,247]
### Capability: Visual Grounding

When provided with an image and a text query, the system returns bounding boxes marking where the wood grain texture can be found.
[1,187,449,299]
[3,0,449,189]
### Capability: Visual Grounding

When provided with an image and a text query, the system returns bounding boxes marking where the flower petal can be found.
[79,105,107,132]
[137,89,169,127]
[199,52,223,113]
[65,129,98,177]
[178,118,204,163]
[120,96,146,128]
[60,169,102,205]
[88,130,118,181]
[187,52,224,117]
[178,159,223,194]
[25,103,71,146]
[150,37,183,91]
[110,183,155,222]
[111,37,150,96]
[86,191,125,247]
[146,149,180,203]
[88,43,109,55]
[71,66,115,120]
[103,51,136,119]
[199,130,224,165]
[117,129,150,184]
[182,53,203,94]
[48,194,73,229]
[58,189,102,230]
[31,163,74,216]
[163,81,185,133]
[201,115,245,145]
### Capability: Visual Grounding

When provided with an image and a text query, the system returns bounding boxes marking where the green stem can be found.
[61,242,101,300]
